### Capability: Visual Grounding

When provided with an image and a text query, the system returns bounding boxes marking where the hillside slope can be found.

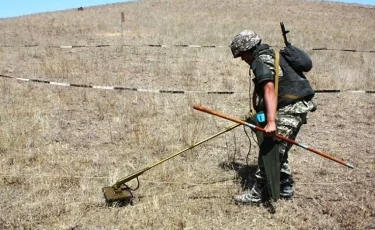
[0,0,374,229]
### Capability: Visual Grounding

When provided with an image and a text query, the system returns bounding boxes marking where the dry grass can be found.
[0,0,375,229]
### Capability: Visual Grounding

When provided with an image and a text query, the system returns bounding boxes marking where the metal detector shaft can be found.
[193,105,354,169]
[112,123,241,189]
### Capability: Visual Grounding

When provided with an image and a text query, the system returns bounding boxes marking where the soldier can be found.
[230,30,316,204]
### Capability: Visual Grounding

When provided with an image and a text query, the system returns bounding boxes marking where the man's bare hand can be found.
[264,120,276,137]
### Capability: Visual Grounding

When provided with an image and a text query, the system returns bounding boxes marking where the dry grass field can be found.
[0,0,374,229]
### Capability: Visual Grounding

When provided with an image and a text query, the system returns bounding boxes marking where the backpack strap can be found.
[274,49,280,118]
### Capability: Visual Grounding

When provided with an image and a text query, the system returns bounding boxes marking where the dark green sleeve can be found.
[251,58,273,85]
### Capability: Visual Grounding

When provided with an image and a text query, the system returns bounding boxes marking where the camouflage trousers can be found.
[253,99,315,182]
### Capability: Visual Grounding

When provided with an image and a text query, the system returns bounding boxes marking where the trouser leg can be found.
[249,116,280,201]
[277,113,304,198]
[277,114,303,176]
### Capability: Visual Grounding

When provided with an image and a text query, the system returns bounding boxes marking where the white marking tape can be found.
[93,85,115,90]
[50,82,70,87]
[1,74,374,95]
[1,44,374,53]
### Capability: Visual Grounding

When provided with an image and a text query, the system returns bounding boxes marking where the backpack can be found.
[275,23,316,110]
[279,22,313,73]
[280,45,312,73]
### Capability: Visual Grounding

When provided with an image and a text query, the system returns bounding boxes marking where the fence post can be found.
[120,12,125,44]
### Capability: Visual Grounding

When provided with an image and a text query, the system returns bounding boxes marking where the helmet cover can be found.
[230,30,261,58]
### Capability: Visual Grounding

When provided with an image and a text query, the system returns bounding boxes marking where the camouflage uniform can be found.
[254,100,316,181]
[253,53,316,182]
[231,30,316,203]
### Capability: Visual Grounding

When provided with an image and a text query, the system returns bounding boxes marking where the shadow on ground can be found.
[219,161,258,189]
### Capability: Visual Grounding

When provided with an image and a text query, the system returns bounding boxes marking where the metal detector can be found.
[102,123,240,206]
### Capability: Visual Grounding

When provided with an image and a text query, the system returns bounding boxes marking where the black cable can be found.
[124,177,140,191]
[243,125,252,165]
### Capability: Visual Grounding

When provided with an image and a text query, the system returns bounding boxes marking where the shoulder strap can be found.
[274,49,280,118]
[274,49,280,102]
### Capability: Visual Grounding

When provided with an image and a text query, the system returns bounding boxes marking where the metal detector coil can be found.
[102,181,139,206]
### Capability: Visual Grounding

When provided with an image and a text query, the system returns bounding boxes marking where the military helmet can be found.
[230,30,261,58]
